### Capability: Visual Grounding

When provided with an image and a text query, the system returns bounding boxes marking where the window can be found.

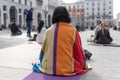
[103,12,105,15]
[30,1,32,7]
[87,8,89,10]
[97,16,100,19]
[92,23,94,26]
[98,12,100,16]
[82,5,83,7]
[92,16,94,20]
[103,2,105,5]
[69,6,71,9]
[73,5,75,9]
[109,16,111,19]
[92,8,94,11]
[25,0,27,5]
[92,12,94,16]
[87,3,89,5]
[87,12,89,15]
[98,3,100,6]
[36,0,43,6]
[103,8,105,11]
[103,17,105,19]
[77,14,79,18]
[87,22,89,25]
[12,0,14,1]
[19,9,22,13]
[98,7,100,11]
[3,5,7,11]
[109,6,111,9]
[19,0,21,4]
[109,11,111,14]
[92,3,94,6]
[109,1,111,4]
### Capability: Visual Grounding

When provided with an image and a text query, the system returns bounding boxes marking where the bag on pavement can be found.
[84,49,92,60]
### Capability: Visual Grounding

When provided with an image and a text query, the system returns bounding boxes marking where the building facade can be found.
[62,1,85,28]
[84,0,113,28]
[62,0,113,29]
[0,0,60,29]
[114,13,120,29]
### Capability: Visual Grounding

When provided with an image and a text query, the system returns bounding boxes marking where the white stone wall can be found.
[0,0,32,28]
[0,0,3,27]
[115,13,120,29]
[0,0,61,29]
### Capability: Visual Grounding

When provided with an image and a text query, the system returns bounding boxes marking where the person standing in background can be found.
[26,8,33,37]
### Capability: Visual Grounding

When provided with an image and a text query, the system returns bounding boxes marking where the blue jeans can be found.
[12,31,22,35]
[26,21,32,36]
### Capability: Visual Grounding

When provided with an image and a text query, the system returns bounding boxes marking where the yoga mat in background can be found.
[103,43,120,47]
[88,42,120,47]
[23,72,80,80]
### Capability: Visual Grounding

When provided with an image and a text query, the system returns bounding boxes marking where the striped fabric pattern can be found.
[40,22,88,76]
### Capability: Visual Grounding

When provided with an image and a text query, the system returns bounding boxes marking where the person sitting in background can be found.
[113,26,117,30]
[119,27,120,31]
[75,23,80,31]
[10,20,22,35]
[87,21,102,42]
[29,20,46,44]
[94,22,113,44]
[36,20,46,44]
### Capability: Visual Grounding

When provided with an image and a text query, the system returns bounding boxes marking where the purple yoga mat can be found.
[23,72,80,80]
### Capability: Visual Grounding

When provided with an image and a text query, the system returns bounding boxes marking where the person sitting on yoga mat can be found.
[94,21,113,44]
[29,20,46,44]
[36,20,46,44]
[32,6,91,76]
[10,20,22,35]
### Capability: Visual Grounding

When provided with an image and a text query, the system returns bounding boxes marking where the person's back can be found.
[36,26,46,44]
[26,10,33,22]
[75,24,80,31]
[10,21,22,35]
[95,22,113,44]
[40,22,88,76]
[95,29,112,44]
[10,23,17,33]
[32,6,90,76]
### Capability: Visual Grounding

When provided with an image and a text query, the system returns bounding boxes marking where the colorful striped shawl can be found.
[39,22,88,76]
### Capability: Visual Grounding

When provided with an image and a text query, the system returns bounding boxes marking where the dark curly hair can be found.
[37,20,44,33]
[52,6,71,24]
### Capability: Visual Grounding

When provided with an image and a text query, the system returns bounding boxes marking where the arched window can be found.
[9,6,17,22]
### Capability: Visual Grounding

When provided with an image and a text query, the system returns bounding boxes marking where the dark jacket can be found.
[95,29,113,44]
[10,23,21,33]
[75,25,80,31]
[26,10,33,21]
